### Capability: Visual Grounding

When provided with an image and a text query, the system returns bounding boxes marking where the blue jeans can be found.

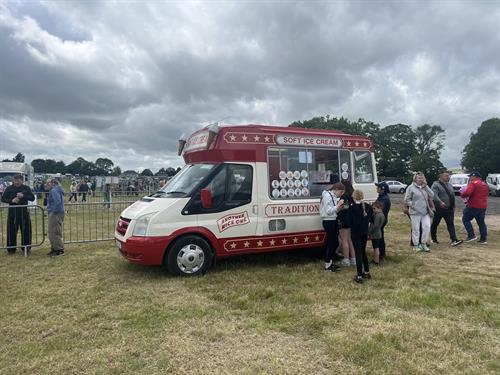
[462,207,487,241]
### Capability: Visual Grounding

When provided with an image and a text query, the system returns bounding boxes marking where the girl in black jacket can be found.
[350,190,372,283]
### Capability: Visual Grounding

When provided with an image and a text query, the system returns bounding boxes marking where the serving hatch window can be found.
[353,151,375,183]
[268,147,352,199]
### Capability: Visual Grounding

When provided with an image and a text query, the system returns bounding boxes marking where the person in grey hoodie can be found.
[430,171,463,246]
[46,179,65,257]
[404,172,435,252]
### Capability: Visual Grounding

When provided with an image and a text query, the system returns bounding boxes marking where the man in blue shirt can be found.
[46,179,65,256]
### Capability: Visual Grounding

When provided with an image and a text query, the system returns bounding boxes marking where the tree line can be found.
[291,116,500,183]
[1,154,180,177]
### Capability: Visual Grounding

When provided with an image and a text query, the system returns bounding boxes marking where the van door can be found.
[189,163,259,253]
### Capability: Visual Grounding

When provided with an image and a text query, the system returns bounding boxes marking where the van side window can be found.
[183,164,253,215]
[205,167,227,208]
[228,165,253,203]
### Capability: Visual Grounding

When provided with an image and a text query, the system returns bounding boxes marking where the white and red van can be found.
[115,124,378,276]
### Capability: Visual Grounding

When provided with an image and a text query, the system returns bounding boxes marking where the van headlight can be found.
[132,212,157,236]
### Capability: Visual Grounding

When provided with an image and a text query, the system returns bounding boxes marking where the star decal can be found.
[254,135,260,142]
[230,242,237,249]
[281,238,288,244]
[241,135,248,142]
[304,236,309,242]
[355,141,360,147]
[244,241,250,247]
[293,237,299,243]
[346,141,351,146]
[264,136,270,142]
[257,240,263,247]
[229,134,236,141]
[363,141,368,147]
[269,239,275,246]
[315,235,320,241]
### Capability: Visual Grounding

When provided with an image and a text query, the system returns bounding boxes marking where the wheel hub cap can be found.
[177,244,205,274]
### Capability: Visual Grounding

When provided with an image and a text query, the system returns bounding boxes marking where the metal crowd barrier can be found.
[35,190,153,204]
[0,204,46,256]
[1,198,139,255]
[63,200,136,243]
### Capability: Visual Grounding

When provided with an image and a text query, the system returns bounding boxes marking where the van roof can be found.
[183,124,374,164]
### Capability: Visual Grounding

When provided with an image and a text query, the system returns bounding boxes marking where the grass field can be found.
[0,204,499,374]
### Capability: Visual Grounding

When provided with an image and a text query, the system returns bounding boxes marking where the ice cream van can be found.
[115,124,378,276]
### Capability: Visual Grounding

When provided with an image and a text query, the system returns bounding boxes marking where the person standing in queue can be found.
[320,182,346,272]
[461,172,489,244]
[404,172,435,252]
[338,179,355,267]
[430,171,463,246]
[374,181,391,260]
[350,190,372,283]
[46,179,65,257]
[1,174,35,254]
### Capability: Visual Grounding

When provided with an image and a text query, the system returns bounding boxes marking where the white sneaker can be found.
[341,259,351,267]
[350,257,356,266]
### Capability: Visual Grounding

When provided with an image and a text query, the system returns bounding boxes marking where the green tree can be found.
[55,160,66,173]
[140,168,153,176]
[111,166,122,176]
[2,152,25,162]
[377,124,416,180]
[13,152,25,162]
[156,168,167,176]
[66,157,95,176]
[31,159,46,172]
[30,159,65,173]
[166,167,177,176]
[410,124,445,183]
[95,158,114,175]
[462,118,500,176]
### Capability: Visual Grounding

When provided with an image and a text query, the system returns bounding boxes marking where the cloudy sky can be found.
[0,0,498,172]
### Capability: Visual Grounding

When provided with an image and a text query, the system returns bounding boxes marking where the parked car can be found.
[486,174,500,196]
[449,173,470,195]
[384,180,408,193]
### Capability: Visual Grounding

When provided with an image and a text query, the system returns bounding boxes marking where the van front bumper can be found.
[115,236,171,266]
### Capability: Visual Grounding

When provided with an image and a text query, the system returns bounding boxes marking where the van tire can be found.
[166,235,213,276]
[399,188,405,194]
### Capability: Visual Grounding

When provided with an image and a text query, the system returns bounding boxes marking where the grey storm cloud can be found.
[0,0,498,172]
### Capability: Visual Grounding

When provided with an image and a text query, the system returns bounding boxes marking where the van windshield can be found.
[153,164,217,197]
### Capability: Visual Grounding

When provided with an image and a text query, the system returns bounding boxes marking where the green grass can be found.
[0,204,499,374]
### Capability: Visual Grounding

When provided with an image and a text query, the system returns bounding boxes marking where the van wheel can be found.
[166,235,213,276]
[399,188,405,193]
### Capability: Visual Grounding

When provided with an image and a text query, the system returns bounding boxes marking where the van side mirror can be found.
[200,188,212,209]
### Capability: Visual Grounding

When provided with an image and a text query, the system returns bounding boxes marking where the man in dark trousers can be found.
[461,171,489,244]
[78,179,89,202]
[1,174,35,254]
[374,181,391,260]
[431,171,463,246]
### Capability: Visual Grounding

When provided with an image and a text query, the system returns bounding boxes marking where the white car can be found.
[486,174,500,196]
[384,180,408,193]
[449,173,470,195]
